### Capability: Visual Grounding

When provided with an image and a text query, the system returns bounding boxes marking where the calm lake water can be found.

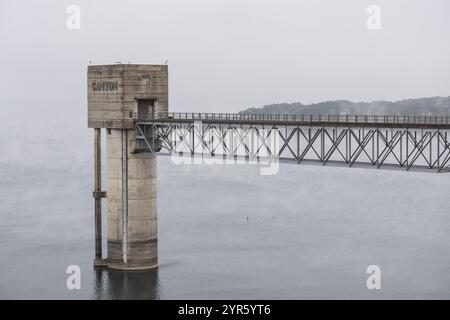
[1,126,450,299]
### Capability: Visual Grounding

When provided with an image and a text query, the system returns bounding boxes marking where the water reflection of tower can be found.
[94,268,160,300]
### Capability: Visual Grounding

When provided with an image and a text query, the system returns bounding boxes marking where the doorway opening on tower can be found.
[137,98,155,120]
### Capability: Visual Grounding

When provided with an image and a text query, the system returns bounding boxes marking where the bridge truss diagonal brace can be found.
[136,120,450,173]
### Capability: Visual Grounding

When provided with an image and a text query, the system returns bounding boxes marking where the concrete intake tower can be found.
[88,64,168,270]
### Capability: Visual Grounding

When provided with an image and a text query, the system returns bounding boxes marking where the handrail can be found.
[136,112,450,125]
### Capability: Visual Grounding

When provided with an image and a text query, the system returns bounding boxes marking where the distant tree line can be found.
[239,96,450,116]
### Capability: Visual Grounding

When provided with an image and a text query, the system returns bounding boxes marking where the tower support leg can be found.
[93,128,107,267]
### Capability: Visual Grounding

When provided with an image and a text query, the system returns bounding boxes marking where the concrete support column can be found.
[106,129,158,270]
[93,128,104,266]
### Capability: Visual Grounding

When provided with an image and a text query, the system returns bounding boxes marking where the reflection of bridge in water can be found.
[136,113,450,173]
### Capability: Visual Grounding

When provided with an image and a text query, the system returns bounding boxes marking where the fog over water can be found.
[1,0,450,299]
[0,113,449,299]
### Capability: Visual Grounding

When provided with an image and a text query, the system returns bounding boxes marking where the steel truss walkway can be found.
[136,113,450,173]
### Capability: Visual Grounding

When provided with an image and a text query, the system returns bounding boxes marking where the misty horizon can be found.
[2,0,450,116]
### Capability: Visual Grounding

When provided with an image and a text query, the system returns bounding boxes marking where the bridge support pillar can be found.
[106,129,158,270]
[93,128,106,267]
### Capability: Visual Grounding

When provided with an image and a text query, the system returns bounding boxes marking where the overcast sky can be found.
[1,0,449,121]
